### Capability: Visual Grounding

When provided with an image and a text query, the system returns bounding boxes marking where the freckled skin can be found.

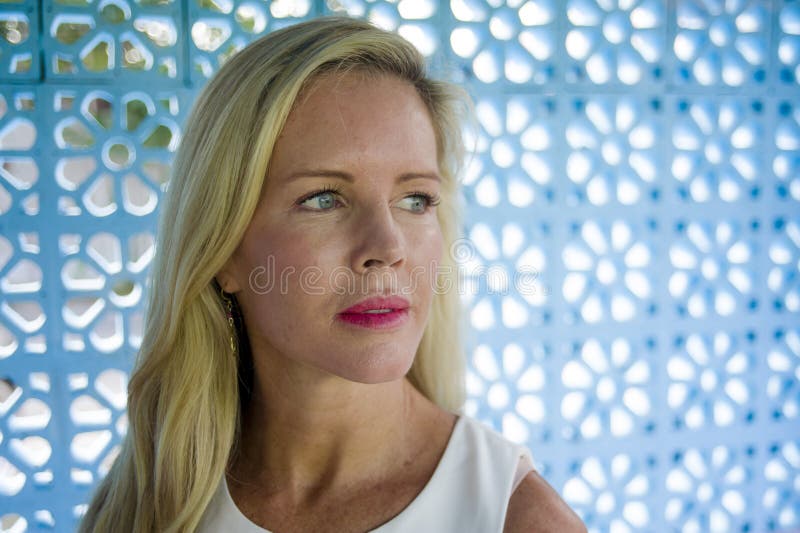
[214,71,583,533]
[219,72,443,385]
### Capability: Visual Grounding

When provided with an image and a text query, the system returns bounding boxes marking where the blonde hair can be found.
[78,16,471,532]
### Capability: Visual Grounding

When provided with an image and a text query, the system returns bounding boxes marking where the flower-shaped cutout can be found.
[45,0,181,79]
[60,231,154,353]
[0,373,54,499]
[190,0,316,80]
[667,331,754,430]
[774,101,800,203]
[562,219,655,324]
[565,0,664,85]
[0,89,39,216]
[561,337,653,440]
[449,0,558,85]
[565,97,661,206]
[777,2,800,85]
[673,0,767,86]
[465,341,549,444]
[668,220,756,318]
[68,369,128,487]
[0,2,38,78]
[52,89,181,217]
[768,217,800,313]
[0,232,46,358]
[459,221,550,331]
[563,454,653,532]
[327,0,441,62]
[766,327,800,421]
[465,96,557,209]
[762,440,800,532]
[671,98,762,203]
[666,445,753,533]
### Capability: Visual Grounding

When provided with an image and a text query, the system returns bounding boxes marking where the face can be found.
[218,72,443,385]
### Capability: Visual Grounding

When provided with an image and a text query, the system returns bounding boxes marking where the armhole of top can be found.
[510,451,535,494]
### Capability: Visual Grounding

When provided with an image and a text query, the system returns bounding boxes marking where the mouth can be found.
[336,308,409,329]
[338,295,410,314]
[336,294,411,329]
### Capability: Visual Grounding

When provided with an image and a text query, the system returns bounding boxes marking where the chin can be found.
[333,350,417,385]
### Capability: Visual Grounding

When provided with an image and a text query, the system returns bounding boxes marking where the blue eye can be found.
[298,187,341,210]
[399,192,441,213]
[296,187,441,213]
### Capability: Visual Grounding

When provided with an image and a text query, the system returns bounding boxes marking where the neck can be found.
[229,355,430,501]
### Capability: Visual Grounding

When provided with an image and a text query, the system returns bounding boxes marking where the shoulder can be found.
[503,470,587,533]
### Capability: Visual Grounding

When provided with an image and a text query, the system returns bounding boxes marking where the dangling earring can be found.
[219,286,237,356]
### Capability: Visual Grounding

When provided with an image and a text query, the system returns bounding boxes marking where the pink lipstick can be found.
[337,296,410,330]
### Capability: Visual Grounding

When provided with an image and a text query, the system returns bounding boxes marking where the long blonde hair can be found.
[78,16,471,532]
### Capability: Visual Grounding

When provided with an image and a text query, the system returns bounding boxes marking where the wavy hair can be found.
[78,16,472,532]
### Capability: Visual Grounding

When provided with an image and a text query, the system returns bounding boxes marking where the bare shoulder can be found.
[503,470,587,533]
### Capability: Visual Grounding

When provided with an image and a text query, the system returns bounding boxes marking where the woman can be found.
[78,17,585,533]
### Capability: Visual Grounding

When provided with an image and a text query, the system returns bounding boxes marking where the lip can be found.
[336,296,411,330]
[338,295,410,314]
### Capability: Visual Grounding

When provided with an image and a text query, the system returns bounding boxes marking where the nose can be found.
[351,204,405,273]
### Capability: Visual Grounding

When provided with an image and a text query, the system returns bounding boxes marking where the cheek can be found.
[238,244,327,351]
[239,225,327,282]
[236,229,324,317]
[426,222,444,260]
[408,223,443,293]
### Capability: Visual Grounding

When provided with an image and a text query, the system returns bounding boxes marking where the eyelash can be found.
[297,185,342,206]
[406,190,442,210]
[297,185,441,212]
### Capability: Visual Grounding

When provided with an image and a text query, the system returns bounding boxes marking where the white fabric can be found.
[511,452,535,494]
[197,415,535,533]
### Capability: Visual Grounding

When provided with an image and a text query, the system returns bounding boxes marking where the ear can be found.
[215,257,242,294]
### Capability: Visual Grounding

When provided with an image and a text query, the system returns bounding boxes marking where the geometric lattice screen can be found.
[0,0,798,531]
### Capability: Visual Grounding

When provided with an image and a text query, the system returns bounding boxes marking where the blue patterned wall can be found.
[0,0,798,531]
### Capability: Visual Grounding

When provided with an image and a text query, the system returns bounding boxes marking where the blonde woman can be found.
[78,16,585,533]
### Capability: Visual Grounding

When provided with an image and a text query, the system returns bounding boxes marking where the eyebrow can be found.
[284,169,441,183]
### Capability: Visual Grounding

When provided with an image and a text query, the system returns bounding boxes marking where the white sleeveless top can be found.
[197,416,535,533]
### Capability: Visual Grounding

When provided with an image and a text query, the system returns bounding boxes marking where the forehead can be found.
[267,72,439,178]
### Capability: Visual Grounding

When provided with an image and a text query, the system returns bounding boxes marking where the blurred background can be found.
[0,0,798,531]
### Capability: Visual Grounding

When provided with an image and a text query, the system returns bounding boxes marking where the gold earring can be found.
[220,286,237,356]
